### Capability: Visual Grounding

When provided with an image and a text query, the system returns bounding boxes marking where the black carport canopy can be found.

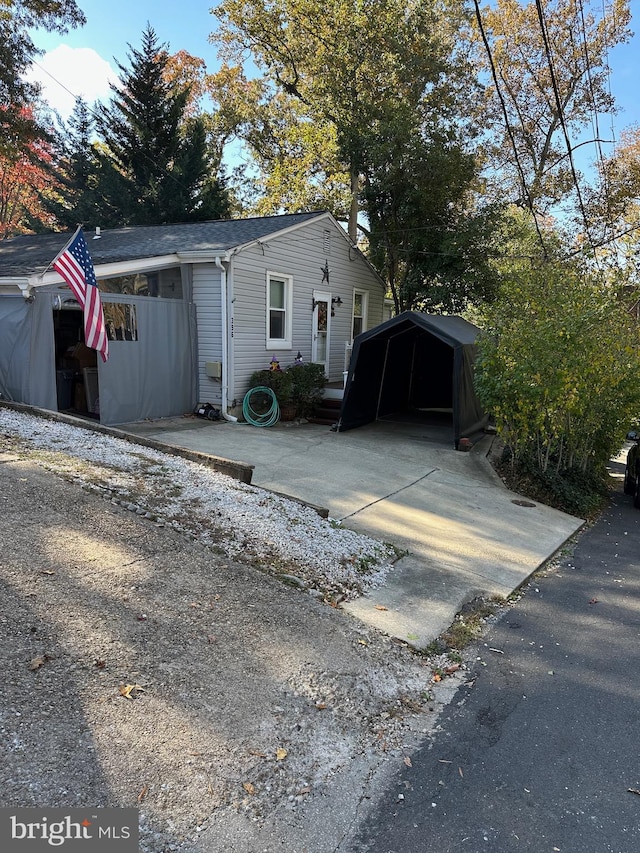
[338,312,488,447]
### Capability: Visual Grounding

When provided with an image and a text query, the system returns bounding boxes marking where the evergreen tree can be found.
[37,98,103,230]
[95,25,229,225]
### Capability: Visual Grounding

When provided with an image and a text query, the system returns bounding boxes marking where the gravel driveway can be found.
[0,410,467,852]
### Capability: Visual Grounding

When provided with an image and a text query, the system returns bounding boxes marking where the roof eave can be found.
[176,250,232,263]
[17,253,183,291]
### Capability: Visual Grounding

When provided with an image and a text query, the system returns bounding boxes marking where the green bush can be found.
[248,368,294,405]
[476,260,640,515]
[497,447,609,518]
[248,361,326,417]
[476,262,640,478]
[286,362,327,418]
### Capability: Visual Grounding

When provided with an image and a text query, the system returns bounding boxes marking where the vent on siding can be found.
[323,229,331,254]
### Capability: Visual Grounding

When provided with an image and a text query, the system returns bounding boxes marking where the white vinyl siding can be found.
[191,263,223,406]
[227,215,386,402]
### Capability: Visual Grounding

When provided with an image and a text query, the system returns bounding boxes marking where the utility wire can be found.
[472,0,548,259]
[601,0,617,146]
[577,0,615,250]
[534,0,600,263]
[29,58,213,201]
[577,0,607,169]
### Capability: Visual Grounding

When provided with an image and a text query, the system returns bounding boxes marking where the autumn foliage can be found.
[0,107,55,238]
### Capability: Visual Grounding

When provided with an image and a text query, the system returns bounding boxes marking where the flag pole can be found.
[38,224,83,280]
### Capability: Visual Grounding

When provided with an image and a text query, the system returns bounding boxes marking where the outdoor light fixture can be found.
[331,296,343,307]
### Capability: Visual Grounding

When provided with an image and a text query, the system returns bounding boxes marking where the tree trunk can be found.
[348,167,359,243]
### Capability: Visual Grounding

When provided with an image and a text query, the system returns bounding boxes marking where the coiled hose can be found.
[242,386,280,427]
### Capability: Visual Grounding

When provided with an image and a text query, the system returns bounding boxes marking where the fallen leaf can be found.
[445,664,460,675]
[403,756,412,768]
[432,673,442,682]
[137,785,148,803]
[242,782,256,795]
[296,786,311,795]
[315,702,327,710]
[29,655,49,671]
[400,696,422,712]
[94,659,107,669]
[358,639,368,646]
[119,683,145,699]
[374,604,388,611]
[276,748,288,761]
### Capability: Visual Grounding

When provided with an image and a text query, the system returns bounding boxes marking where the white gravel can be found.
[0,406,474,853]
[0,409,397,599]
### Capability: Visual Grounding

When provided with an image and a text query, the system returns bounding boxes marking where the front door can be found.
[312,291,330,375]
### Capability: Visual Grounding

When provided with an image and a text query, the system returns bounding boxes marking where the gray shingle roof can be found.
[0,212,327,278]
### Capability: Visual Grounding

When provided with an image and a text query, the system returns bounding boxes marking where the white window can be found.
[266,272,293,349]
[352,290,368,340]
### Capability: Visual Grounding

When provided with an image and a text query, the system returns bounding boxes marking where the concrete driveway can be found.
[123,415,583,647]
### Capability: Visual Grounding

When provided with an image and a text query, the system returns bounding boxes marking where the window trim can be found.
[266,271,293,349]
[352,289,369,341]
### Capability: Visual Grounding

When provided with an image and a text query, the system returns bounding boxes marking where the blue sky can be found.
[34,0,220,66]
[28,0,640,168]
[28,0,222,118]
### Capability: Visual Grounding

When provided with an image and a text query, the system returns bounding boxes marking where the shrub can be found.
[248,368,294,405]
[475,261,640,514]
[476,262,640,479]
[286,362,327,418]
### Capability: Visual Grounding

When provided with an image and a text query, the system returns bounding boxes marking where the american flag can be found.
[53,227,109,362]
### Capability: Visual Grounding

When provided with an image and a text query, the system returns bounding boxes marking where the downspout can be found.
[214,255,238,423]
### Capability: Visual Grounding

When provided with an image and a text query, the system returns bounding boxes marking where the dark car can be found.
[624,432,640,507]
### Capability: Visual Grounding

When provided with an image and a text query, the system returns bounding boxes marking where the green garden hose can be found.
[242,386,280,427]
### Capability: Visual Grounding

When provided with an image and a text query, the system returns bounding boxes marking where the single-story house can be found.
[0,211,386,425]
[338,311,489,448]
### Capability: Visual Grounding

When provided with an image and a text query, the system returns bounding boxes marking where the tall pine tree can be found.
[36,97,103,230]
[95,25,229,226]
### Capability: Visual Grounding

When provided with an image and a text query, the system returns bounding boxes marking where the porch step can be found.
[308,396,341,426]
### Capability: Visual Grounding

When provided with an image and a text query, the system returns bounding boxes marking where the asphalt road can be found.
[350,464,640,853]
